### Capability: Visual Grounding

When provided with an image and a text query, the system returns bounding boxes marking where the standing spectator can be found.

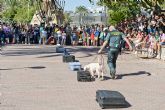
[94,27,100,46]
[90,28,95,46]
[20,27,27,44]
[40,28,47,45]
[61,31,66,45]
[82,26,87,46]
[56,28,62,45]
[0,25,5,45]
[33,25,40,44]
[13,24,20,44]
[71,27,77,46]
[99,28,108,45]
[27,25,33,44]
[45,23,52,40]
[65,24,72,45]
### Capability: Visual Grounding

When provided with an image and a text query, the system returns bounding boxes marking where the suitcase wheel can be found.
[99,104,105,109]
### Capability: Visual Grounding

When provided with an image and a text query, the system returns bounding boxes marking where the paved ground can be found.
[0,45,165,110]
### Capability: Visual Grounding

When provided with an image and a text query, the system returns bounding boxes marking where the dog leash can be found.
[87,55,98,64]
[99,54,107,74]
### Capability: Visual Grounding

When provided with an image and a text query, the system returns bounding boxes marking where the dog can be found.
[84,55,105,80]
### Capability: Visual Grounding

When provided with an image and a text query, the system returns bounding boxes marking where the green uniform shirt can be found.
[105,30,125,51]
[105,30,125,42]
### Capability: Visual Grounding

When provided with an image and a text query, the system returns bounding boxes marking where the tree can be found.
[90,0,165,13]
[13,6,36,23]
[140,0,165,13]
[89,0,140,25]
[64,12,72,24]
[75,6,88,14]
[75,5,88,25]
[1,0,37,23]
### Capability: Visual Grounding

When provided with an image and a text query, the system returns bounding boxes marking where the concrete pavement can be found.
[0,45,165,110]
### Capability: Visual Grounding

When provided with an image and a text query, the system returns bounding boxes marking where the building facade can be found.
[70,12,107,26]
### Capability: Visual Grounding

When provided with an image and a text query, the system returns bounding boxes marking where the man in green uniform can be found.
[98,26,133,79]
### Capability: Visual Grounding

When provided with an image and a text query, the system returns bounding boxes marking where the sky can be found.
[64,0,96,11]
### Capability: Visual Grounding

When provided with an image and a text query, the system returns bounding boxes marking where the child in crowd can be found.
[61,31,66,45]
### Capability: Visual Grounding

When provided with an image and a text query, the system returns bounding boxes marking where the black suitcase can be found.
[96,90,127,109]
[63,55,75,63]
[77,70,94,82]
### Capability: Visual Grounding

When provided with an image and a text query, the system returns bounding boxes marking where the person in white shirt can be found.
[56,30,62,45]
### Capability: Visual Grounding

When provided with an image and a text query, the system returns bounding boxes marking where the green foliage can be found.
[108,10,124,25]
[75,6,88,14]
[89,0,164,25]
[13,6,36,23]
[64,12,72,24]
[98,0,140,25]
[75,5,88,25]
[1,0,37,23]
[160,1,165,10]
[108,7,130,25]
[140,0,164,13]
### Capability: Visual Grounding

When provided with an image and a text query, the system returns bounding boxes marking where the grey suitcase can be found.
[96,90,127,109]
[69,62,81,71]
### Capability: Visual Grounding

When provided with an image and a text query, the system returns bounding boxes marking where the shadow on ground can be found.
[37,54,63,58]
[66,47,100,53]
[66,47,108,58]
[116,71,151,79]
[2,46,100,57]
[0,66,46,71]
[2,49,56,56]
[100,101,131,109]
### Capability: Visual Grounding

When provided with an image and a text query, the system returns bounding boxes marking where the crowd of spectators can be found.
[0,13,164,58]
[116,13,165,58]
[0,22,108,46]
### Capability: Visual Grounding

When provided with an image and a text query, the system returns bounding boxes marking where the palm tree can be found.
[75,6,88,26]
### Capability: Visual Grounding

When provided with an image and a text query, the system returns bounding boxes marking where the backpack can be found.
[109,31,122,49]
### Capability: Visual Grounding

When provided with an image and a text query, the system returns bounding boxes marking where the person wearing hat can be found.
[98,26,133,79]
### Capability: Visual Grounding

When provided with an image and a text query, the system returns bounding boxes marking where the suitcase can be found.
[69,62,81,71]
[96,90,127,109]
[77,70,94,82]
[56,46,65,53]
[63,55,75,63]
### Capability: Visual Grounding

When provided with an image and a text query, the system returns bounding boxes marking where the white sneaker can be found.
[156,55,161,59]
